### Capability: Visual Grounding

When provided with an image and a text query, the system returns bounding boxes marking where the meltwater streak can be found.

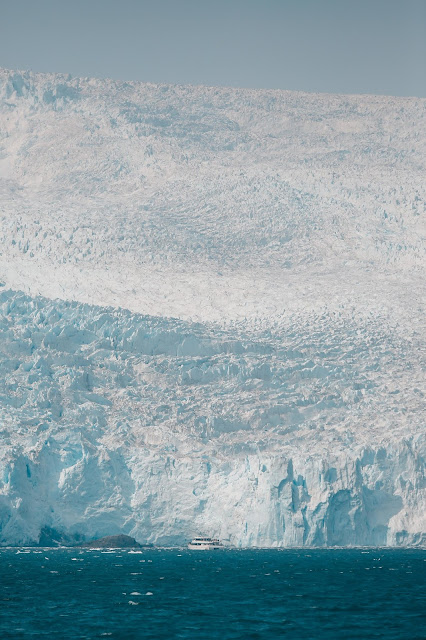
[0,549,424,639]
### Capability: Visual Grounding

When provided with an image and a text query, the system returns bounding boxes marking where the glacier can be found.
[0,68,425,546]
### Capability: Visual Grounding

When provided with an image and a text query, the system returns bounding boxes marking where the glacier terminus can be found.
[0,69,425,547]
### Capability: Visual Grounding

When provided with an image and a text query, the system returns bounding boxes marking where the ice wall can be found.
[2,434,424,547]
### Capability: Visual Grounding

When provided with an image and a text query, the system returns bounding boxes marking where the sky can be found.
[0,0,425,97]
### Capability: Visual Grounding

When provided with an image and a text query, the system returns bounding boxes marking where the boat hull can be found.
[188,543,222,550]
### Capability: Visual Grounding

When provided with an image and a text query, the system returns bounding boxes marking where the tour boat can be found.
[188,536,222,550]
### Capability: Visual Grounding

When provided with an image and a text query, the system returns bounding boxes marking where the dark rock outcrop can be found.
[80,534,146,548]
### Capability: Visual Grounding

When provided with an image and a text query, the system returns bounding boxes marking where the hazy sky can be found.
[1,0,425,97]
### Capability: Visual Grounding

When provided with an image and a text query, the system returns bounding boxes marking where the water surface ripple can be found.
[0,549,424,639]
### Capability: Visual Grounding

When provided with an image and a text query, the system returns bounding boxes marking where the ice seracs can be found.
[0,287,424,548]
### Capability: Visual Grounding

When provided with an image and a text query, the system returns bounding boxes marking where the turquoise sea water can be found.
[0,548,424,639]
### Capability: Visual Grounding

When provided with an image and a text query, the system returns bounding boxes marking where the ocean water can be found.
[0,549,424,639]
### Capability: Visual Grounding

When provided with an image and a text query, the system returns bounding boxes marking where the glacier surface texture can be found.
[0,69,425,546]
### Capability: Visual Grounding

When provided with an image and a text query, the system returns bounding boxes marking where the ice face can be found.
[0,69,424,546]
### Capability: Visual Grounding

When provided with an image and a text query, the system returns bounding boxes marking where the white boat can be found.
[188,536,222,550]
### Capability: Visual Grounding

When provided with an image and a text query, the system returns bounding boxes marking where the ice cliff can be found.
[0,69,424,546]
